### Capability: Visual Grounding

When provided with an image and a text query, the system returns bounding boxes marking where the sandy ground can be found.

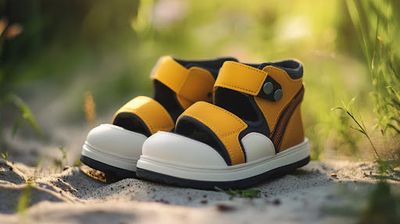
[1,109,399,224]
[1,158,399,224]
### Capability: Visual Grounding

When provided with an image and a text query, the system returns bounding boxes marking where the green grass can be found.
[7,94,43,137]
[0,93,43,153]
[332,7,400,218]
[1,151,8,161]
[347,0,400,139]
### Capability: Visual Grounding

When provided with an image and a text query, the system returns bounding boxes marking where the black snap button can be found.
[262,82,274,95]
[273,89,283,101]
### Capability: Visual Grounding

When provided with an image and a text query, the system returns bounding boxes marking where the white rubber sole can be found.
[137,138,310,182]
[81,142,139,172]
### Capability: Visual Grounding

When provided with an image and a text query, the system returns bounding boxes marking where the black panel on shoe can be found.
[238,97,270,137]
[153,80,184,121]
[113,112,152,137]
[214,88,259,122]
[153,57,239,121]
[214,88,270,163]
[176,116,232,165]
[214,88,269,135]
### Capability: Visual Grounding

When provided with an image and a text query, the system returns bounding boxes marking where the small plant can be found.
[331,100,360,155]
[58,146,67,164]
[0,94,43,144]
[7,94,43,137]
[333,98,381,160]
[53,146,68,171]
[17,184,32,215]
[1,151,8,161]
[333,99,398,175]
[215,187,261,199]
[73,158,81,167]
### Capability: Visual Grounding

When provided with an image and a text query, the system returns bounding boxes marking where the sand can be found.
[1,158,399,224]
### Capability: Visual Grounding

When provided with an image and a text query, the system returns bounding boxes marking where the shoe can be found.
[80,56,237,182]
[136,60,309,189]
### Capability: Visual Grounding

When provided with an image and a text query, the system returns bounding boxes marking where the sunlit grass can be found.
[347,0,400,136]
[346,0,400,161]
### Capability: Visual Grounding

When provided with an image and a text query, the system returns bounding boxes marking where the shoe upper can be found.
[112,56,237,137]
[144,60,306,166]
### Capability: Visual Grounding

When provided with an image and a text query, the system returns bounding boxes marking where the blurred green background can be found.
[0,0,399,163]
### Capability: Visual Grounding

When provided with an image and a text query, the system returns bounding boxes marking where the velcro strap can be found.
[114,96,174,134]
[214,61,267,96]
[178,102,248,165]
[151,56,214,103]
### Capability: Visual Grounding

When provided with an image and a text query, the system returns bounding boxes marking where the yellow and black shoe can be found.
[136,60,309,189]
[80,56,237,183]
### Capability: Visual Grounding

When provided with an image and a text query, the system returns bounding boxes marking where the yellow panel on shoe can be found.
[279,104,305,152]
[176,95,193,110]
[179,67,214,103]
[114,96,174,134]
[151,56,189,93]
[151,56,215,104]
[178,102,248,165]
[214,61,267,95]
[255,66,303,133]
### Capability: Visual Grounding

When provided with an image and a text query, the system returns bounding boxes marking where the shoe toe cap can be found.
[141,131,227,167]
[85,124,147,159]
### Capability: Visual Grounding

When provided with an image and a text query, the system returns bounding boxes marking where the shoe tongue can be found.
[257,63,269,70]
[175,57,239,79]
[182,63,199,69]
[181,62,220,78]
[173,58,203,70]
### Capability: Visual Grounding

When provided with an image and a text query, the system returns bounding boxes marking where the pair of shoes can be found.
[80,56,310,189]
